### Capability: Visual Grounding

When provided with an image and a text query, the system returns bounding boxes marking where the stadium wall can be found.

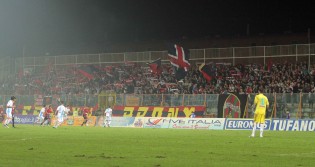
[10,115,315,131]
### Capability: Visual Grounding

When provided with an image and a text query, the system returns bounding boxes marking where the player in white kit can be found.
[63,104,70,122]
[53,101,66,128]
[104,106,112,127]
[3,96,16,128]
[34,105,46,125]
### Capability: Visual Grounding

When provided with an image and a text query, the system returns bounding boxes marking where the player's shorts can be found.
[44,114,51,119]
[36,116,44,122]
[6,110,12,119]
[105,116,112,121]
[254,113,265,124]
[83,115,88,119]
[57,114,64,123]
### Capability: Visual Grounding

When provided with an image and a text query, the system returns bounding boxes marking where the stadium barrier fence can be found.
[0,93,314,119]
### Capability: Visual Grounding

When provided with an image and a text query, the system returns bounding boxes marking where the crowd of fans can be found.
[1,61,315,96]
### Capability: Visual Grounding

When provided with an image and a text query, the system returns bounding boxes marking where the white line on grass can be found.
[278,152,315,157]
[0,137,45,142]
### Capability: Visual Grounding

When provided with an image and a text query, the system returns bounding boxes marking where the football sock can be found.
[260,124,264,137]
[251,123,256,136]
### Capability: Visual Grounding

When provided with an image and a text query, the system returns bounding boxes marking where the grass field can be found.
[0,125,315,167]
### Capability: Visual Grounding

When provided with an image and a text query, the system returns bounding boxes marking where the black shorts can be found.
[44,115,50,120]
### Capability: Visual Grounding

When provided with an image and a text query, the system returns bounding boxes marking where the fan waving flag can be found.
[175,67,187,80]
[147,58,162,75]
[168,44,190,70]
[199,63,212,82]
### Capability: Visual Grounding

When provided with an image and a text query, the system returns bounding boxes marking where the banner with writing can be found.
[95,117,136,127]
[142,117,225,130]
[50,116,96,126]
[270,119,315,131]
[113,106,205,118]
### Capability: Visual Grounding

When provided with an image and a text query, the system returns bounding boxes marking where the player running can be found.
[53,101,66,128]
[104,106,112,127]
[41,104,53,126]
[81,105,90,126]
[62,104,70,124]
[34,105,46,125]
[3,96,16,128]
[0,105,5,126]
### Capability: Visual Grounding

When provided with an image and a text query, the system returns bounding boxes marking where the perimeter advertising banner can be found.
[50,116,97,126]
[270,119,315,131]
[142,117,225,130]
[95,117,137,127]
[225,119,271,130]
[113,106,205,118]
[12,115,37,124]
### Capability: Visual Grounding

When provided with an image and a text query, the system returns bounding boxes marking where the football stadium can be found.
[1,1,315,167]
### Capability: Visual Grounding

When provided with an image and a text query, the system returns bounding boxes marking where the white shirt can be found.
[7,100,13,108]
[39,107,45,117]
[105,108,112,117]
[56,105,66,116]
[6,100,14,112]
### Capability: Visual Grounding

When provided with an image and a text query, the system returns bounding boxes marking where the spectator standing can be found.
[190,111,196,118]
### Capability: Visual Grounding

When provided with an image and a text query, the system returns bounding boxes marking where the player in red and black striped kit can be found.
[41,105,53,126]
[81,106,90,126]
[0,105,5,125]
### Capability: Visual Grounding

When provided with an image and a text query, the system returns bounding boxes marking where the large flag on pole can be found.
[167,44,190,70]
[147,58,162,75]
[199,63,212,82]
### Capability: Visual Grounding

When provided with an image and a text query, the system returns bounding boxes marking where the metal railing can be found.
[1,93,313,119]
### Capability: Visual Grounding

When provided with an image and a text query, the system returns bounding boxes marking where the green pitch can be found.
[1,125,315,167]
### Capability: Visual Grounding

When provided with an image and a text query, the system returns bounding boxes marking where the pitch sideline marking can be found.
[278,152,315,157]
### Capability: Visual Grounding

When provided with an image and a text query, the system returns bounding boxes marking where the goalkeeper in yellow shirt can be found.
[250,87,269,138]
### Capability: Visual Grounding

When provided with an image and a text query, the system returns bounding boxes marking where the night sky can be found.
[0,0,314,56]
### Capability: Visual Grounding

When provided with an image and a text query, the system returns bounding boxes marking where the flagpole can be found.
[203,49,206,64]
[243,99,248,118]
[273,93,277,118]
[308,28,311,71]
[22,46,25,71]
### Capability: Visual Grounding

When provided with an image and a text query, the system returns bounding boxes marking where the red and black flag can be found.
[168,44,190,70]
[147,58,162,75]
[199,63,212,82]
[77,65,95,80]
